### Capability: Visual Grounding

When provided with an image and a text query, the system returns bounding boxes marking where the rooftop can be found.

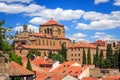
[41,19,63,26]
[9,61,34,76]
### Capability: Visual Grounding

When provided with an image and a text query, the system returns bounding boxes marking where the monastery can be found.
[14,19,111,64]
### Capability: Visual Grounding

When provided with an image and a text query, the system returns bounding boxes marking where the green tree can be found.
[1,41,13,53]
[0,19,8,51]
[118,49,120,71]
[9,52,23,65]
[27,49,40,60]
[82,48,86,64]
[87,48,91,64]
[26,58,32,71]
[93,54,96,65]
[99,50,105,68]
[48,51,53,59]
[52,54,65,63]
[106,44,114,68]
[113,50,119,68]
[94,46,99,68]
[59,43,67,61]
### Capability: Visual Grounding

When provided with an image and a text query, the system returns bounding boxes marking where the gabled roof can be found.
[51,62,87,77]
[9,61,34,76]
[41,19,63,26]
[20,45,61,50]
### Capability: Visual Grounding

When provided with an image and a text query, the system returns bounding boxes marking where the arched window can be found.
[50,40,52,46]
[113,42,116,47]
[50,29,52,34]
[39,39,41,45]
[44,29,47,34]
[43,40,44,45]
[58,28,61,34]
[47,28,49,34]
[44,52,46,56]
[46,40,48,45]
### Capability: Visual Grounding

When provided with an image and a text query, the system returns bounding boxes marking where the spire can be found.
[29,28,32,33]
[32,30,34,33]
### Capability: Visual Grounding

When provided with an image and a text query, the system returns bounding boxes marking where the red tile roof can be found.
[68,42,96,49]
[41,19,63,26]
[94,40,106,46]
[9,61,34,76]
[51,62,87,77]
[32,57,53,66]
[82,77,98,80]
[35,71,61,80]
[102,75,120,80]
[68,42,106,50]
[21,45,61,50]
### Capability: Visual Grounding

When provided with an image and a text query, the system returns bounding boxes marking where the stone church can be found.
[14,19,106,64]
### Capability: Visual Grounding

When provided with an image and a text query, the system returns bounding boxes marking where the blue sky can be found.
[0,0,120,42]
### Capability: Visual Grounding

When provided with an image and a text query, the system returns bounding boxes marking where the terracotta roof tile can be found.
[9,61,34,76]
[51,62,87,77]
[41,19,63,26]
[102,75,120,80]
[82,77,98,80]
[68,42,96,49]
[21,45,61,50]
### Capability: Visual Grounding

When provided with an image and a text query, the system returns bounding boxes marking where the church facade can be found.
[14,19,106,64]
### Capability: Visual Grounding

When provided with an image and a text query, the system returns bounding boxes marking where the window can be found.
[71,59,73,61]
[75,59,77,61]
[71,54,73,56]
[78,59,80,61]
[39,39,41,45]
[78,48,80,51]
[75,54,77,56]
[47,28,49,34]
[46,40,48,45]
[58,28,61,34]
[43,40,44,45]
[44,52,47,56]
[78,54,80,56]
[50,29,52,34]
[44,29,47,34]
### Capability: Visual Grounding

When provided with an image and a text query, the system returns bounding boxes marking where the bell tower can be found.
[23,24,28,32]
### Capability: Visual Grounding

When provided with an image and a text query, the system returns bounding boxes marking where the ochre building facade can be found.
[14,19,106,64]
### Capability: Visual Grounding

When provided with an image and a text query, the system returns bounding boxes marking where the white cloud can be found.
[83,11,120,21]
[0,0,32,3]
[27,8,84,21]
[12,24,39,32]
[29,17,47,25]
[69,33,86,41]
[83,11,110,21]
[92,32,116,40]
[76,19,120,30]
[0,3,45,14]
[80,11,120,30]
[113,0,120,6]
[94,0,109,4]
